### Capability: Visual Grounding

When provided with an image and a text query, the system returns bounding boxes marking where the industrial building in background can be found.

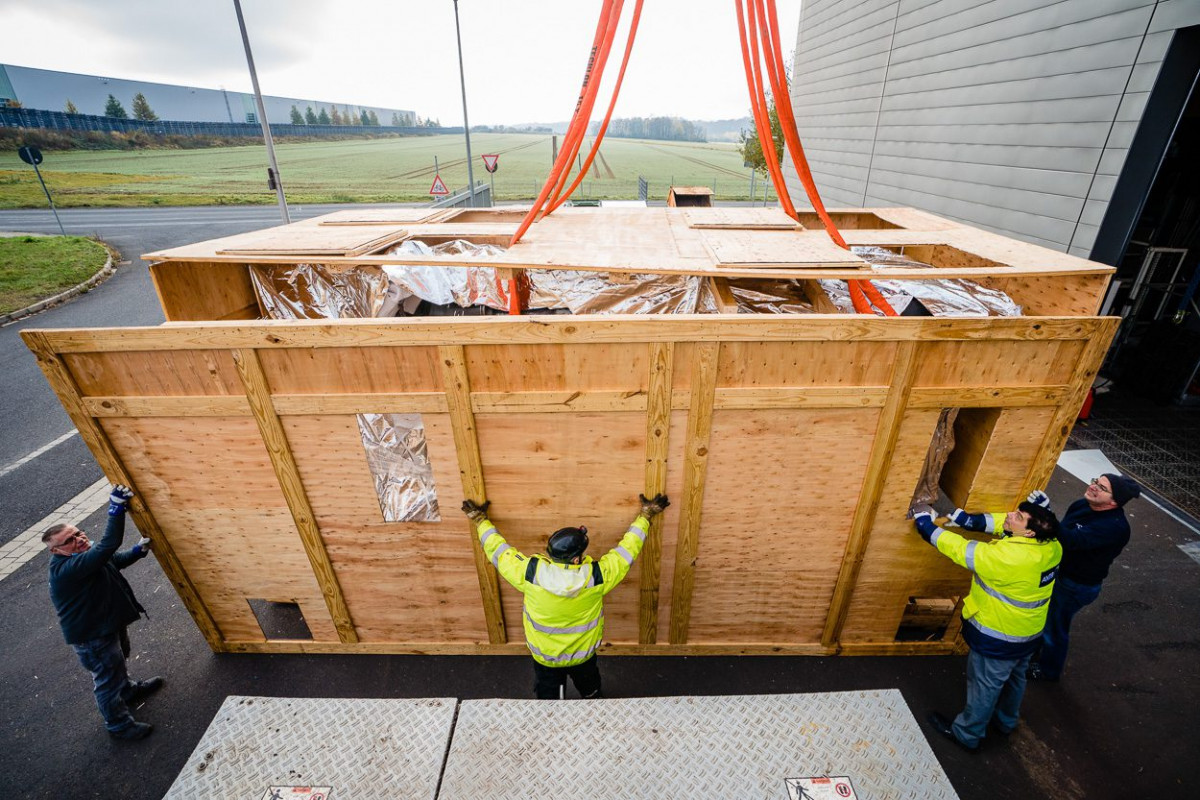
[0,63,415,127]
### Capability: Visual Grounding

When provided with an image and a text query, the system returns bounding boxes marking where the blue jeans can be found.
[953,649,1032,748]
[1036,576,1102,680]
[72,630,135,733]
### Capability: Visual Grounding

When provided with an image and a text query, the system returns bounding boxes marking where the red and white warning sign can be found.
[481,154,499,173]
[260,787,332,800]
[429,174,449,196]
[784,776,857,800]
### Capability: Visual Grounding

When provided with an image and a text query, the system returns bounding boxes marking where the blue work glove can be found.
[108,484,134,516]
[910,504,937,543]
[1027,489,1051,509]
[131,537,152,557]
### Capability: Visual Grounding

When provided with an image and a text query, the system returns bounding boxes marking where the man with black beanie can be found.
[1026,472,1141,681]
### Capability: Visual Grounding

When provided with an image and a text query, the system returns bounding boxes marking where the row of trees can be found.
[86,93,159,121]
[287,106,435,128]
[596,116,707,143]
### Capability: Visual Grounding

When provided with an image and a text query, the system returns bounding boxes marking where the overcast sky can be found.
[2,0,803,125]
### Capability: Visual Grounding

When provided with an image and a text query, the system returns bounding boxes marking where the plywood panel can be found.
[260,346,444,394]
[686,408,877,643]
[718,341,899,387]
[913,340,1080,387]
[963,407,1058,510]
[474,412,653,644]
[282,414,490,643]
[216,224,409,256]
[839,408,955,643]
[102,416,338,642]
[66,351,243,397]
[465,343,651,394]
[149,261,259,322]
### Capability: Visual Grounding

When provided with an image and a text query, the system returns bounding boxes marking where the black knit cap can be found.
[1102,473,1141,507]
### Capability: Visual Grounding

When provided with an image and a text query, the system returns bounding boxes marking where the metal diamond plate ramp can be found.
[438,689,958,800]
[163,696,456,800]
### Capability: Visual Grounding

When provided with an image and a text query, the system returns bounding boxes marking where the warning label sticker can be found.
[784,776,857,799]
[260,787,333,800]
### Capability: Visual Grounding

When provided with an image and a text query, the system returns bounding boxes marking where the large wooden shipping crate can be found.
[23,207,1117,656]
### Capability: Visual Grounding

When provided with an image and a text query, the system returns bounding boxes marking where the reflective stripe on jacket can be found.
[930,525,1062,658]
[475,515,649,667]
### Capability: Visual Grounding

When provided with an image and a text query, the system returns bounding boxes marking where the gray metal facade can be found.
[785,0,1200,258]
[0,63,414,126]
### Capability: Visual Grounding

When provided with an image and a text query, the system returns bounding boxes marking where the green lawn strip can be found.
[0,236,110,314]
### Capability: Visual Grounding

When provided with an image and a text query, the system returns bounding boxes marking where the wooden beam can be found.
[30,316,1109,353]
[639,342,673,644]
[220,641,839,656]
[21,331,227,652]
[908,385,1068,408]
[822,340,921,649]
[707,278,740,314]
[231,347,359,644]
[1024,318,1120,490]
[713,386,887,409]
[472,390,648,414]
[438,344,507,645]
[669,342,720,645]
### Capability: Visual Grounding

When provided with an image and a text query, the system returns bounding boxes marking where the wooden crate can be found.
[22,207,1116,656]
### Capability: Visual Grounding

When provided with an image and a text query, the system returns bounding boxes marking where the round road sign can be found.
[18,145,44,166]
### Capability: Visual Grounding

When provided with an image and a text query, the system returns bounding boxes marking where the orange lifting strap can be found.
[507,0,894,317]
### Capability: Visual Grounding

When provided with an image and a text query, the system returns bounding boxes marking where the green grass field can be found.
[0,235,109,313]
[0,133,772,208]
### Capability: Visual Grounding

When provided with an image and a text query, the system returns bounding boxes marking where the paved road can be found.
[0,205,1197,799]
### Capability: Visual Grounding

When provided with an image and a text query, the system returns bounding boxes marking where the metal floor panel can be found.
[163,696,456,800]
[438,689,959,800]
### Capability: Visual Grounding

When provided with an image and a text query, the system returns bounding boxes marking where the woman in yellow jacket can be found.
[463,493,669,699]
[912,499,1061,753]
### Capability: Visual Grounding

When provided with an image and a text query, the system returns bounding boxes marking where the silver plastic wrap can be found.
[250,264,389,319]
[527,270,704,314]
[818,246,1023,317]
[382,240,513,311]
[696,278,817,314]
[356,413,440,523]
[911,408,959,506]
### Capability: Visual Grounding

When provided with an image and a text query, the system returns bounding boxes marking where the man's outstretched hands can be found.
[461,499,491,523]
[639,493,670,519]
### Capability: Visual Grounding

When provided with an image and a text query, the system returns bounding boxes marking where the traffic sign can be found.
[429,174,449,196]
[18,145,43,166]
[481,154,499,174]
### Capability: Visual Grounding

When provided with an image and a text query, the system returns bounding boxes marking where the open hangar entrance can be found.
[1094,25,1200,405]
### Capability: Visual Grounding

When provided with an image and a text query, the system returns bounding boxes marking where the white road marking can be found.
[0,431,80,479]
[0,478,110,582]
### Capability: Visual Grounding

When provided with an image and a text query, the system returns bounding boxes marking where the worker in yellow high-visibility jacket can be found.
[462,493,669,699]
[911,499,1062,753]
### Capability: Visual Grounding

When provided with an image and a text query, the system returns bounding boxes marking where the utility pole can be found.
[452,0,477,207]
[232,0,290,223]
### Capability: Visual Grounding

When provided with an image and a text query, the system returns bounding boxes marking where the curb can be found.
[0,244,116,326]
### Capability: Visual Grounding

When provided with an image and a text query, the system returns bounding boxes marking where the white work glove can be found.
[946,508,972,527]
[908,503,935,522]
[1026,489,1051,508]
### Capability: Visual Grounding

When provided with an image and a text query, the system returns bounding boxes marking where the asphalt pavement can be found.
[1,205,1197,799]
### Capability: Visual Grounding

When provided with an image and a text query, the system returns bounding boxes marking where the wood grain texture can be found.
[639,342,673,644]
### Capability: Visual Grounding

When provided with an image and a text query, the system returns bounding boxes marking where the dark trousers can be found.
[532,654,602,699]
[1036,576,1103,679]
[953,649,1032,748]
[71,628,135,733]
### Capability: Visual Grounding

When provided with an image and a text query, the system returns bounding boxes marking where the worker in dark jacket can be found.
[462,493,669,699]
[912,500,1061,752]
[42,484,163,741]
[1026,473,1140,681]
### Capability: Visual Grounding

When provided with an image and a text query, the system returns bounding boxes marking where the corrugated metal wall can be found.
[785,0,1200,258]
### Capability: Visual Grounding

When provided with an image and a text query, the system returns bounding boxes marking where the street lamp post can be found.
[452,0,478,207]
[232,0,290,224]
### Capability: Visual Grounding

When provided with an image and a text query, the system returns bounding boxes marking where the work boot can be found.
[926,712,979,754]
[125,676,164,704]
[108,721,153,741]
